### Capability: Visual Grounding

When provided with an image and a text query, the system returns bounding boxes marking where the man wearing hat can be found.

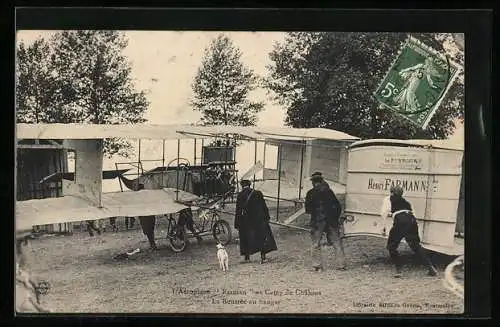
[16,229,52,313]
[234,179,277,264]
[380,184,438,277]
[305,172,346,271]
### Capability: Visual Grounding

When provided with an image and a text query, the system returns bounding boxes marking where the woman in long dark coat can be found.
[234,179,277,264]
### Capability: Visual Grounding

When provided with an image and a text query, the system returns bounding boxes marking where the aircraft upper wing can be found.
[16,188,200,231]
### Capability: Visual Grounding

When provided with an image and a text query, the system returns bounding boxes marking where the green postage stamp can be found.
[373,36,461,129]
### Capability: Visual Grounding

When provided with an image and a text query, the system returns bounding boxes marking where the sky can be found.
[17,30,288,127]
[17,31,464,192]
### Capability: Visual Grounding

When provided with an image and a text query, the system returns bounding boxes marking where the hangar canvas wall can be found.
[257,138,353,225]
[264,138,351,187]
[16,141,72,233]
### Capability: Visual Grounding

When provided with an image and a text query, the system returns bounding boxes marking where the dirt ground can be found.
[22,210,464,314]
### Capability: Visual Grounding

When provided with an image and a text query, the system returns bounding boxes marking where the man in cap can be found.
[305,172,346,271]
[234,179,277,264]
[15,229,52,313]
[380,184,438,277]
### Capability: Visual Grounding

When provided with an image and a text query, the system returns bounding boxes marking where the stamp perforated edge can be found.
[373,35,463,129]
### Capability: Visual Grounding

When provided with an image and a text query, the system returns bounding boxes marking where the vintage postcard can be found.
[15,29,465,315]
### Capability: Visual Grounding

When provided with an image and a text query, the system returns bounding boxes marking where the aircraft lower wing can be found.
[16,188,200,231]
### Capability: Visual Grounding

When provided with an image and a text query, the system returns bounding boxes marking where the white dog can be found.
[216,243,229,272]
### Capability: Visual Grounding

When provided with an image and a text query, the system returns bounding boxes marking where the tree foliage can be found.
[191,34,264,127]
[16,31,149,157]
[266,32,464,139]
[16,38,59,124]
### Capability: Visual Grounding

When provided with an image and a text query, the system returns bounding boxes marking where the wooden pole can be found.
[253,140,257,182]
[263,140,267,174]
[194,138,197,166]
[201,139,205,164]
[161,139,165,188]
[298,140,305,199]
[137,139,141,190]
[176,139,180,201]
[276,143,282,222]
[116,162,123,192]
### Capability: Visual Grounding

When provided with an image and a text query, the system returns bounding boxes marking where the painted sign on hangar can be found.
[344,141,463,252]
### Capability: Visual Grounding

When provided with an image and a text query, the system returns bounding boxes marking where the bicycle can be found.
[165,204,232,253]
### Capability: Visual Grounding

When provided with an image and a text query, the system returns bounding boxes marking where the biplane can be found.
[15,123,464,257]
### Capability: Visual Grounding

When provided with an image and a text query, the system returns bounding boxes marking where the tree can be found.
[191,34,264,127]
[16,31,149,157]
[16,38,60,124]
[266,32,464,139]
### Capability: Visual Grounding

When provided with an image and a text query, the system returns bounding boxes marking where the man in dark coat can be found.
[380,185,438,277]
[234,179,277,264]
[136,183,157,250]
[139,215,157,250]
[305,172,346,271]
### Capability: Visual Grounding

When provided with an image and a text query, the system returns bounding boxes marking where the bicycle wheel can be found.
[169,223,188,252]
[212,219,232,245]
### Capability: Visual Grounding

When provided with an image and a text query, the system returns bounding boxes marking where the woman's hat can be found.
[310,172,324,181]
